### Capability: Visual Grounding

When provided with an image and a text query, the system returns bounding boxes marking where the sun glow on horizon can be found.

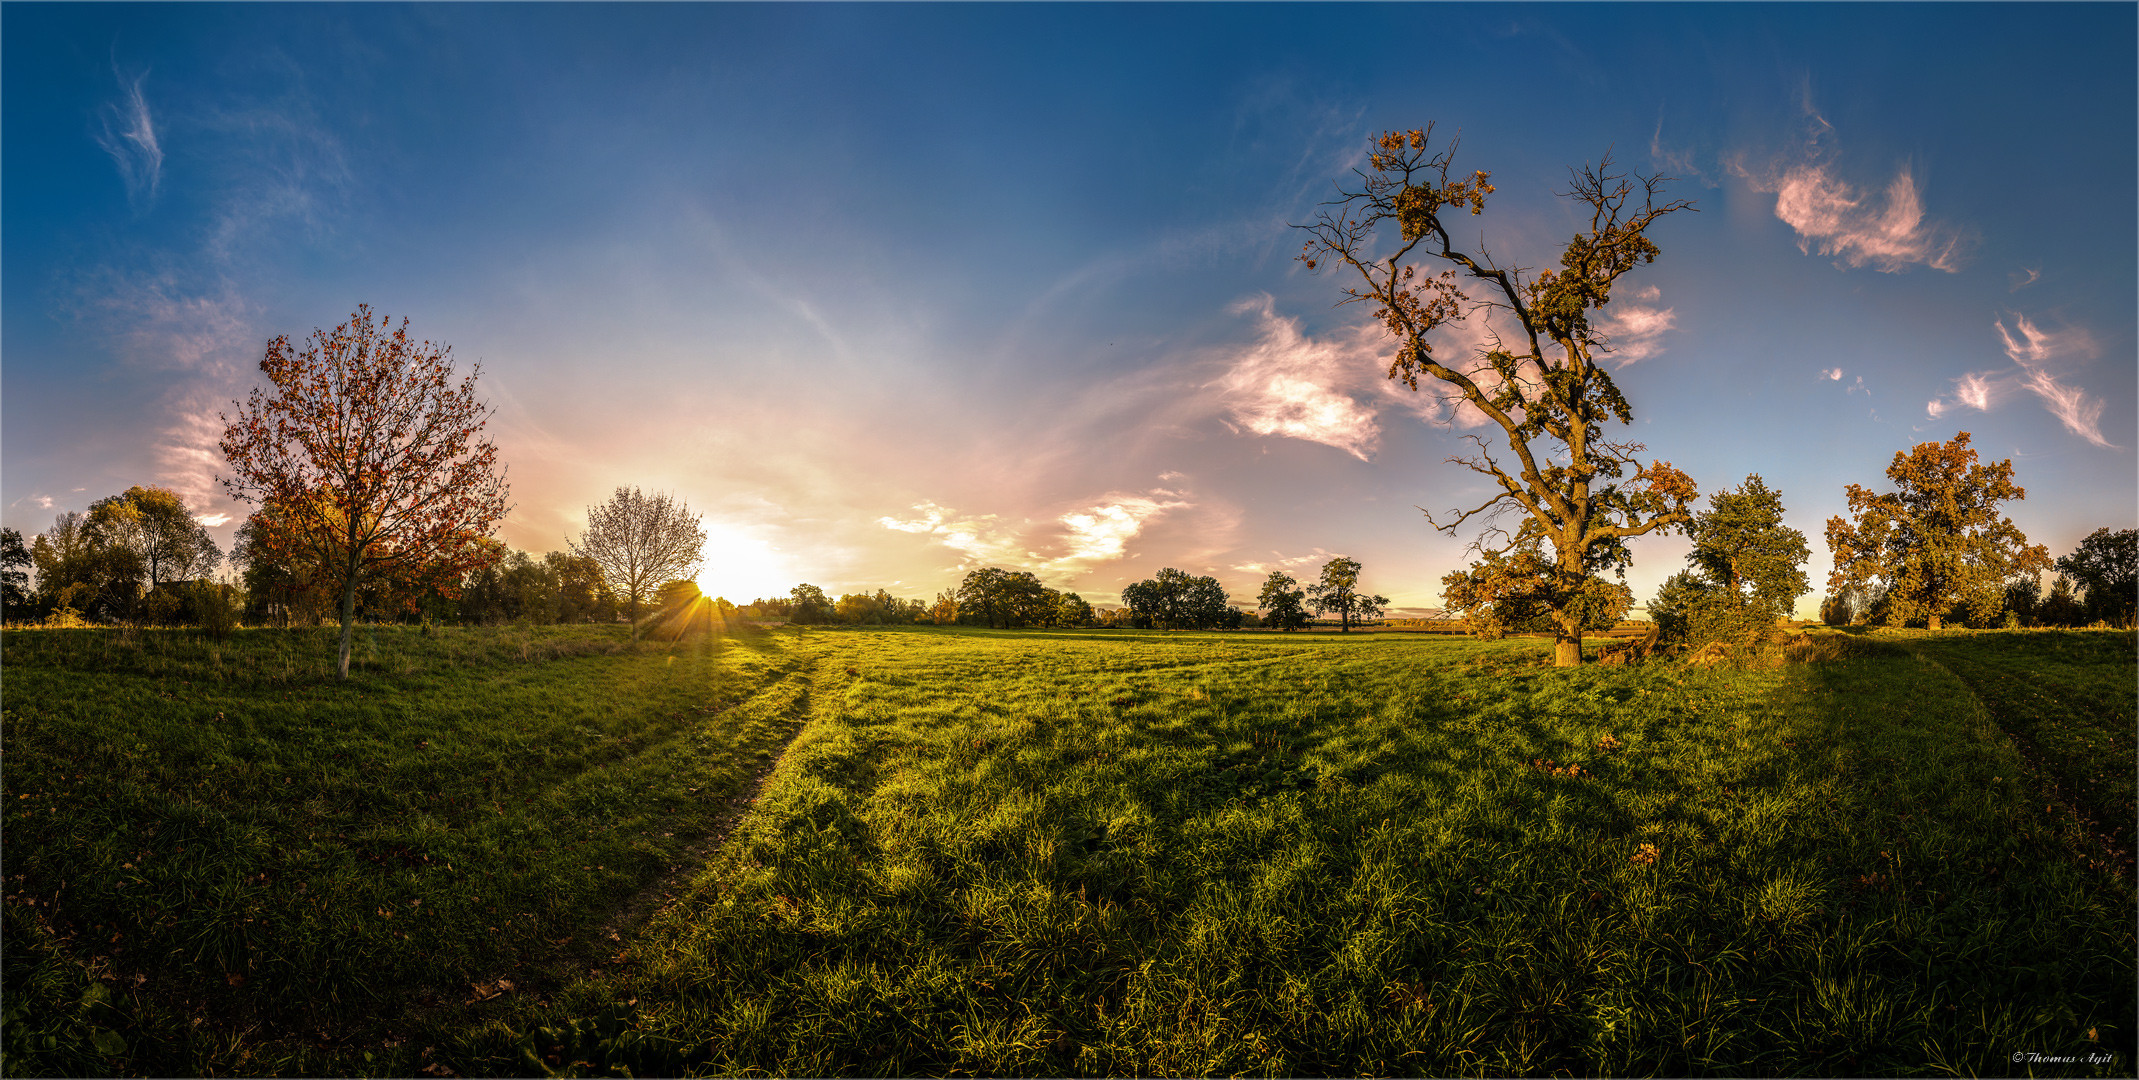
[692,521,795,605]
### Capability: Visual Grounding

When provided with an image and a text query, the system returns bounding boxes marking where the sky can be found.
[5,3,2134,617]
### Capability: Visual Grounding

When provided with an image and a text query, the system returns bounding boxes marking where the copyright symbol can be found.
[2012,1052,2024,1062]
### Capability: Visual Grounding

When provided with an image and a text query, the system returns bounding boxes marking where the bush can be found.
[191,581,240,641]
[1683,594,1774,648]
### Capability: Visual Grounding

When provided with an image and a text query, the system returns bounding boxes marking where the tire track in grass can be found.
[437,634,834,1049]
[1898,637,2135,885]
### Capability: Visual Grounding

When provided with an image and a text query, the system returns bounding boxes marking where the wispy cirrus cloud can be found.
[95,66,163,208]
[1732,107,1971,273]
[71,274,263,519]
[1232,548,1333,576]
[878,487,1192,582]
[1927,313,2113,448]
[1594,283,1677,366]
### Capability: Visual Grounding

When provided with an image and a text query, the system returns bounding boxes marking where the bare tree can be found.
[572,487,706,642]
[220,305,509,678]
[1298,126,1699,665]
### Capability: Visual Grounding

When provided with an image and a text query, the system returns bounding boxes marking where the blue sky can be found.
[6,3,2133,616]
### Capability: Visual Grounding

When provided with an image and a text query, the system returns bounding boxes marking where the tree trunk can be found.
[1554,632,1583,667]
[336,571,359,680]
[628,594,641,642]
[1552,604,1584,667]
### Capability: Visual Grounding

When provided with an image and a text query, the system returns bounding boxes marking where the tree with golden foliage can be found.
[219,305,509,677]
[1298,126,1698,665]
[1825,432,2050,630]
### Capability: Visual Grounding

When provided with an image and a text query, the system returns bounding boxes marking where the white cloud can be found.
[1819,368,1844,381]
[1233,548,1332,576]
[1208,292,1547,458]
[95,68,162,208]
[1211,295,1386,460]
[1732,108,1970,273]
[2019,366,2111,449]
[878,489,1191,581]
[1593,301,1677,366]
[1926,314,2113,448]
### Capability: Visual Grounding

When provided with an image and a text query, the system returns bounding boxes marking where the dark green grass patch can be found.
[1,623,816,1076]
[1895,630,2137,866]
[455,627,2134,1078]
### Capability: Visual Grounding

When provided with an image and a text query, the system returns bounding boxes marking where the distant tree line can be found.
[4,486,231,627]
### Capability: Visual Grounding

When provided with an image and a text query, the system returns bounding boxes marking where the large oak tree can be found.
[220,305,509,677]
[1298,126,1697,665]
[1305,556,1388,633]
[1825,432,2049,630]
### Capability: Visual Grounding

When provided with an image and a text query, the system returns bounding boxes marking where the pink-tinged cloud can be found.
[1760,163,1968,272]
[1819,367,1843,381]
[1926,314,2113,448]
[1733,110,1970,274]
[2020,366,2112,449]
[878,488,1191,582]
[1213,295,1385,460]
[1995,313,2095,367]
[1593,302,1677,366]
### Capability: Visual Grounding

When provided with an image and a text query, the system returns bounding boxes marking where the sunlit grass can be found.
[5,625,2131,1076]
[448,627,2134,1077]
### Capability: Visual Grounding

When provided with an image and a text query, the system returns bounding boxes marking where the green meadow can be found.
[3,624,2132,1077]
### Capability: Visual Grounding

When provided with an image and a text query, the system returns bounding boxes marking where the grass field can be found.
[3,623,2132,1076]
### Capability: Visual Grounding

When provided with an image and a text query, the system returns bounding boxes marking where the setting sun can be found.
[691,520,793,604]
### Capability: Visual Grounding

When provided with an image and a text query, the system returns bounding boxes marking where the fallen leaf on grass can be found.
[466,978,515,1003]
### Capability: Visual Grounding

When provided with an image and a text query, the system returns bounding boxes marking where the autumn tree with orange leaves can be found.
[1298,126,1698,665]
[220,305,509,678]
[1826,432,2050,631]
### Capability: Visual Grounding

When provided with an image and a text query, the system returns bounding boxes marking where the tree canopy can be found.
[573,487,706,641]
[220,305,509,676]
[1825,432,2050,631]
[1304,556,1388,632]
[1256,569,1310,631]
[1,528,31,618]
[1651,475,1809,646]
[1442,544,1630,639]
[1297,126,1697,665]
[2055,527,2137,627]
[1121,567,1231,630]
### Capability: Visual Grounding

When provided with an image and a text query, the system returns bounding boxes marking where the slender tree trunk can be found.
[628,593,641,643]
[336,563,360,680]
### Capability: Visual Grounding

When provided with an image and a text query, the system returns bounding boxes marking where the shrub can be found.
[191,581,240,641]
